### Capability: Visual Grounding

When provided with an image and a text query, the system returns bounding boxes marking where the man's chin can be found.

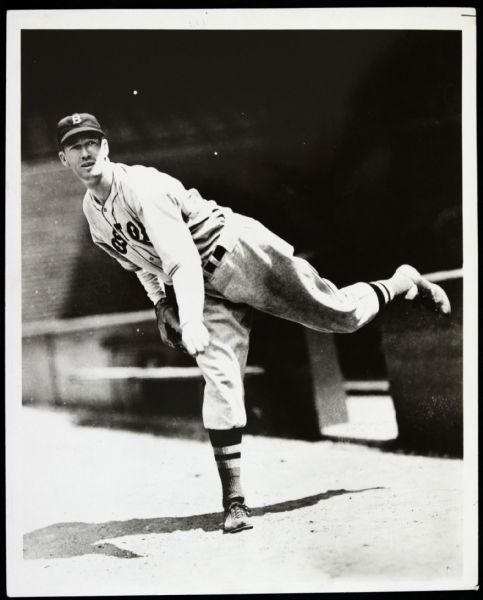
[78,170,102,183]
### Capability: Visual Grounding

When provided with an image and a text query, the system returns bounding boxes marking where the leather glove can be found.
[154,298,187,353]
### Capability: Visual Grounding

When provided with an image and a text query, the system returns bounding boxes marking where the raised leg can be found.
[209,216,450,334]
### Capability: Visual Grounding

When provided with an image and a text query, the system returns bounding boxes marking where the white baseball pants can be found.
[196,214,380,429]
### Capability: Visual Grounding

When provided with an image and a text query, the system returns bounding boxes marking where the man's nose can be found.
[80,144,90,158]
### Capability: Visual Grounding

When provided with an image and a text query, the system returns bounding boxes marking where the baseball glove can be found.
[154,297,186,353]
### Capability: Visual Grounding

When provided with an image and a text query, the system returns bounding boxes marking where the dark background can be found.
[21,29,462,381]
[22,29,462,277]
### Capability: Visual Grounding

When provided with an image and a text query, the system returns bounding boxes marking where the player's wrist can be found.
[154,297,170,319]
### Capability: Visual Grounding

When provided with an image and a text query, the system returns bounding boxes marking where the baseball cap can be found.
[57,112,105,146]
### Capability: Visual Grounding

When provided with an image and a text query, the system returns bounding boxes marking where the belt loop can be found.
[204,245,227,274]
[204,261,217,274]
[212,245,227,262]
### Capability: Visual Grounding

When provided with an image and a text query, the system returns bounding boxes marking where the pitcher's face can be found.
[59,135,109,183]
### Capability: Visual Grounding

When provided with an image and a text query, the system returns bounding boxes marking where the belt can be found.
[204,245,227,274]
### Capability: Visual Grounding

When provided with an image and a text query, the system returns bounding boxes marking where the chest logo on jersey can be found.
[111,219,152,255]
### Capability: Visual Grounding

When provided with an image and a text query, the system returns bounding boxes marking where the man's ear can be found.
[58,150,68,167]
[101,138,110,159]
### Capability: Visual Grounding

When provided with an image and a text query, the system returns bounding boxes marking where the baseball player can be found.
[57,112,451,534]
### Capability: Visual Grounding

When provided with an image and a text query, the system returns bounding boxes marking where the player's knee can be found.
[332,305,364,333]
[344,314,365,333]
[202,381,246,429]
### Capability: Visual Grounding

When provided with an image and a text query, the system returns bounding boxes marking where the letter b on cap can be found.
[72,113,82,124]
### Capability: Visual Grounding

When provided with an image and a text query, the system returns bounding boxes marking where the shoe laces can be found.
[228,501,251,518]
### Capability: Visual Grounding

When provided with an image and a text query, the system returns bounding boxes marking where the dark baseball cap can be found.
[57,112,105,146]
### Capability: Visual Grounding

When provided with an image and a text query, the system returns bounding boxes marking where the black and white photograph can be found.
[6,7,478,595]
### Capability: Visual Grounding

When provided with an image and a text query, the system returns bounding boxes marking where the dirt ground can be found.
[8,405,472,595]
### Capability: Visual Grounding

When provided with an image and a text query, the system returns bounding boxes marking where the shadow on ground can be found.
[70,409,459,459]
[24,487,383,560]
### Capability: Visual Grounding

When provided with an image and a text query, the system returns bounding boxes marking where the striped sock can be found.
[208,428,244,509]
[369,280,395,309]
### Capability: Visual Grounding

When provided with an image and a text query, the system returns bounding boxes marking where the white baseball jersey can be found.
[83,162,231,304]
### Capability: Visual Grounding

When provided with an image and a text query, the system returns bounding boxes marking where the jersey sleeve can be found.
[134,170,202,278]
[92,236,166,305]
[135,269,166,305]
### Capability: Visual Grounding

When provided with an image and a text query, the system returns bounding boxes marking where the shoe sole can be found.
[223,523,254,534]
[420,281,451,315]
[397,265,451,315]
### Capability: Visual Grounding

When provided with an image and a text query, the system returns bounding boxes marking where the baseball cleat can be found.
[223,501,253,534]
[396,264,451,315]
